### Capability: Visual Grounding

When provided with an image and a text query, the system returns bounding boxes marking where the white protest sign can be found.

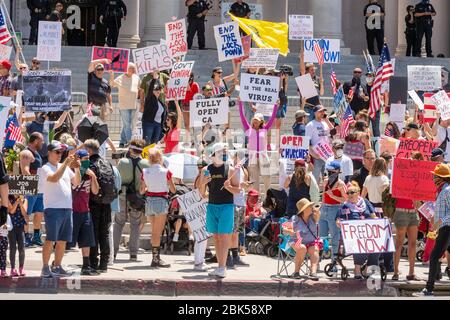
[214,21,244,62]
[165,18,187,58]
[37,21,62,61]
[279,158,295,188]
[289,15,313,40]
[389,104,406,132]
[177,190,211,243]
[132,44,173,75]
[304,39,341,64]
[312,141,333,162]
[256,103,274,117]
[407,65,442,91]
[239,73,280,104]
[241,48,279,69]
[0,44,12,61]
[0,96,11,147]
[221,2,263,22]
[296,73,318,99]
[280,135,310,160]
[418,202,435,222]
[190,97,229,127]
[340,219,395,254]
[431,90,450,121]
[166,61,195,101]
[408,90,425,110]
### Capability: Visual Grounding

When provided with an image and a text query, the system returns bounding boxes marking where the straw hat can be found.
[431,164,450,178]
[296,198,315,214]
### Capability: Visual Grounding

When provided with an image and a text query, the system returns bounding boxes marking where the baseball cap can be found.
[332,139,345,148]
[211,143,227,156]
[252,113,264,122]
[48,141,66,152]
[75,149,89,158]
[295,110,310,118]
[326,160,341,171]
[95,63,105,70]
[313,105,325,113]
[295,159,306,168]
[405,123,419,130]
[0,60,11,71]
[431,148,446,158]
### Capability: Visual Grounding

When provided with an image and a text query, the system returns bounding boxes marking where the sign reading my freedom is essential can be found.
[190,97,229,127]
[166,61,195,101]
[304,39,341,64]
[214,21,244,62]
[239,73,280,104]
[177,190,211,243]
[37,21,62,61]
[0,44,12,61]
[312,141,334,162]
[241,48,279,69]
[132,44,173,75]
[165,18,187,58]
[407,65,442,91]
[289,15,313,40]
[91,46,130,73]
[396,138,438,161]
[280,135,310,160]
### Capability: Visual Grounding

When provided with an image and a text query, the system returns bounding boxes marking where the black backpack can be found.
[90,157,119,204]
[126,158,146,211]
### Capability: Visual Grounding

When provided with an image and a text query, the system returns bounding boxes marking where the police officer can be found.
[363,0,385,55]
[27,0,51,45]
[186,0,209,50]
[230,0,251,36]
[100,0,127,48]
[414,0,436,57]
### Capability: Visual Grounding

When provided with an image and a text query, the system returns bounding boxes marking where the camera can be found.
[112,151,126,160]
[279,65,294,76]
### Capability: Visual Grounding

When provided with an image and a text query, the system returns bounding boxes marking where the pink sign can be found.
[92,46,130,73]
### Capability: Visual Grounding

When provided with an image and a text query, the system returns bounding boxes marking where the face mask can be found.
[366,77,373,84]
[80,160,90,177]
[335,149,344,158]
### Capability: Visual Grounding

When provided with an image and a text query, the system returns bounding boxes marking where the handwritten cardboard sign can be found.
[37,21,62,61]
[9,175,39,195]
[214,21,244,62]
[177,190,211,243]
[165,18,188,58]
[132,44,173,75]
[91,46,130,73]
[313,141,333,162]
[166,61,195,101]
[241,48,279,69]
[280,135,310,160]
[431,90,450,121]
[407,65,442,91]
[396,138,438,161]
[289,15,313,40]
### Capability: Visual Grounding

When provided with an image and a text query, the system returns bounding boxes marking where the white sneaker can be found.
[208,267,226,278]
[173,233,179,242]
[193,263,209,272]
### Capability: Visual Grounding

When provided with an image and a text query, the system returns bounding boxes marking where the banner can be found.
[9,175,39,195]
[91,46,130,73]
[0,44,12,61]
[23,70,71,112]
[391,158,437,201]
[234,35,251,64]
[37,21,62,61]
[222,2,263,22]
[214,21,244,62]
[333,87,347,121]
[241,48,279,69]
[431,90,450,121]
[165,18,187,58]
[190,97,229,127]
[313,141,333,162]
[295,74,318,99]
[304,39,341,64]
[407,65,441,91]
[280,135,310,159]
[289,15,313,40]
[380,136,399,156]
[177,190,211,243]
[132,44,173,75]
[418,201,435,222]
[396,138,438,161]
[166,61,195,101]
[0,96,11,147]
[340,219,395,254]
[239,73,280,104]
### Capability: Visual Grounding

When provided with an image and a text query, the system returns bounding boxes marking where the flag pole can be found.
[0,0,26,64]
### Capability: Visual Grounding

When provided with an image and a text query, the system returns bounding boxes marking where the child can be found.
[7,195,28,276]
[245,189,266,237]
[0,205,13,277]
[292,110,308,136]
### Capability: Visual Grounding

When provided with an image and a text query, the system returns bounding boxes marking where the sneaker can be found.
[193,263,209,272]
[130,255,138,262]
[81,266,100,276]
[246,231,258,237]
[239,248,246,256]
[412,288,434,297]
[172,233,179,242]
[0,270,8,277]
[51,266,72,277]
[205,255,218,263]
[41,266,54,278]
[18,267,26,277]
[290,272,301,279]
[226,254,235,269]
[24,233,33,247]
[150,258,171,268]
[32,233,43,246]
[119,143,125,148]
[233,256,249,267]
[309,273,319,281]
[208,267,226,278]
[10,269,18,277]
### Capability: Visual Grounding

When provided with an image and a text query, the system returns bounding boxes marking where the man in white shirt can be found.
[39,141,81,278]
[326,139,354,183]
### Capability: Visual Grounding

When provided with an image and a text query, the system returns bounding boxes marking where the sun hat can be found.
[430,164,450,178]
[296,198,315,214]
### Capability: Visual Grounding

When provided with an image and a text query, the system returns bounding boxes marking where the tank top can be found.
[233,166,245,207]
[211,80,227,97]
[207,163,233,204]
[323,182,343,205]
[287,178,311,215]
[23,147,42,175]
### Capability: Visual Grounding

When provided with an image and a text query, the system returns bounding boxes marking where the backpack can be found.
[90,157,119,204]
[126,158,146,211]
[381,188,396,220]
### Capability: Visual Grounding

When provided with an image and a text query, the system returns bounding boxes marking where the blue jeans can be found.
[119,109,136,145]
[142,121,162,145]
[370,108,381,138]
[319,204,341,259]
[312,158,326,186]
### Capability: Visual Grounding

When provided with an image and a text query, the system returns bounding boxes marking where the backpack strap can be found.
[130,158,142,189]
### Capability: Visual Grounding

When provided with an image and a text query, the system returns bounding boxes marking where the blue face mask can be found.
[223,154,228,162]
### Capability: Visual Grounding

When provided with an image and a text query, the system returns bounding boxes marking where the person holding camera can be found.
[405,5,417,57]
[414,0,436,57]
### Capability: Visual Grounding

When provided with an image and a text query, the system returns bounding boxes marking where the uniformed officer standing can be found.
[363,0,385,55]
[100,0,127,48]
[230,0,251,35]
[414,0,436,57]
[186,0,209,50]
[27,0,51,45]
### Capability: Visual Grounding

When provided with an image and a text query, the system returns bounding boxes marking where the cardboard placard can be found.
[9,175,39,195]
[239,73,280,104]
[296,74,318,99]
[165,18,188,58]
[289,15,313,40]
[234,35,251,64]
[166,61,195,101]
[396,138,438,161]
[389,103,406,131]
[255,103,274,117]
[313,141,333,162]
[91,46,130,73]
[214,21,244,62]
[190,97,229,127]
[177,190,211,243]
[37,21,62,61]
[280,135,310,159]
[304,39,341,64]
[241,48,279,69]
[418,202,435,222]
[431,90,450,121]
[407,65,442,91]
[380,136,399,156]
[132,44,173,75]
[0,44,12,61]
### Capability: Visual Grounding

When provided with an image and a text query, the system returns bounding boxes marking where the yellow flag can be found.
[228,12,289,56]
[142,144,156,159]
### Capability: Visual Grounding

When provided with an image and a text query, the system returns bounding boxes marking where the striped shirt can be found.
[435,183,450,229]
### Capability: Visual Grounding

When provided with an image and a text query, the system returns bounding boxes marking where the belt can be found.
[397,208,415,213]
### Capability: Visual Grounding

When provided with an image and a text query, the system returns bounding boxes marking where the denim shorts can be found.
[276,104,287,119]
[145,197,169,216]
[233,206,245,233]
[393,209,420,228]
[26,194,44,215]
[69,212,95,248]
[44,208,73,242]
[206,203,235,234]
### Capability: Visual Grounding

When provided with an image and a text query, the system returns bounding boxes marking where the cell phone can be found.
[204,170,210,177]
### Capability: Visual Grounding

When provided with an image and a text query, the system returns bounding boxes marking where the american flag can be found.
[0,8,11,44]
[347,87,354,102]
[294,231,303,250]
[369,43,393,118]
[330,66,338,95]
[313,42,324,66]
[7,121,23,143]
[340,104,355,138]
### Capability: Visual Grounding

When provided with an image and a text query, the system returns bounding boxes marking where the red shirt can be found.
[183,82,199,105]
[323,183,343,205]
[164,128,180,154]
[395,198,415,210]
[72,177,91,213]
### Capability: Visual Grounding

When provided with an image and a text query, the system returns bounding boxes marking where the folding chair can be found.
[276,233,311,278]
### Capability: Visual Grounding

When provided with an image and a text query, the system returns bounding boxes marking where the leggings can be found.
[0,237,8,271]
[8,227,25,269]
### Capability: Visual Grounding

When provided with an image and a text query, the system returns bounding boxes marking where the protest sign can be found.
[313,141,333,162]
[132,44,172,75]
[407,65,441,91]
[37,21,62,61]
[91,46,130,73]
[241,48,279,69]
[340,219,395,255]
[304,39,341,64]
[296,74,318,99]
[343,141,365,161]
[190,97,229,127]
[255,103,274,117]
[240,73,280,104]
[23,70,71,112]
[15,32,22,45]
[234,35,251,64]
[280,135,310,160]
[9,175,39,196]
[418,202,435,222]
[165,18,187,58]
[391,158,437,201]
[214,21,244,62]
[289,15,313,40]
[396,138,438,161]
[166,61,195,101]
[408,90,425,110]
[390,77,408,104]
[221,2,263,22]
[333,87,347,121]
[177,190,211,242]
[380,136,399,156]
[0,96,11,146]
[389,103,406,132]
[280,158,295,176]
[0,44,12,61]
[431,90,450,121]
[423,92,440,123]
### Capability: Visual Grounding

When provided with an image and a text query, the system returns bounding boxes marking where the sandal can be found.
[406,274,421,281]
[391,274,399,281]
[290,272,301,279]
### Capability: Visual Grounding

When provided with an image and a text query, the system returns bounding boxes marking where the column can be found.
[395,0,416,56]
[309,0,343,41]
[142,0,181,46]
[117,0,141,49]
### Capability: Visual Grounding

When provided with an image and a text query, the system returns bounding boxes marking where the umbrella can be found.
[76,116,109,145]
[164,153,200,183]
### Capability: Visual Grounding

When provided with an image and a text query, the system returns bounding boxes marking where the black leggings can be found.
[426,226,450,292]
[8,227,25,269]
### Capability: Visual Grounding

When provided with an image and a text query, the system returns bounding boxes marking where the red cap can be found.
[0,60,11,71]
[295,159,306,168]
[247,189,259,197]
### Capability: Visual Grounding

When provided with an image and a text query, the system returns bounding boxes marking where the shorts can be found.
[26,194,44,215]
[145,197,169,216]
[276,104,287,119]
[44,208,73,242]
[393,209,420,228]
[206,203,234,234]
[233,206,245,233]
[69,212,95,248]
[181,102,190,112]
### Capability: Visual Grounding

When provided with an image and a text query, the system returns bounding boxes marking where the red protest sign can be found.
[395,138,438,161]
[391,158,437,201]
[92,46,130,73]
[165,18,187,58]
[234,35,251,64]
[423,92,450,123]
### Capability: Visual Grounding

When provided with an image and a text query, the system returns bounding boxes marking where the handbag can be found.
[301,217,324,250]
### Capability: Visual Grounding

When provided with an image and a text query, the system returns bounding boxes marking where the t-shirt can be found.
[25,120,55,161]
[351,166,370,190]
[164,128,180,154]
[230,2,251,18]
[363,175,390,204]
[154,101,165,124]
[72,176,91,213]
[183,82,200,106]
[88,72,111,105]
[113,74,140,109]
[326,155,354,181]
[39,163,75,209]
[140,73,169,103]
[305,119,330,146]
[363,2,385,29]
[291,214,318,245]
[437,125,450,162]
[142,165,172,196]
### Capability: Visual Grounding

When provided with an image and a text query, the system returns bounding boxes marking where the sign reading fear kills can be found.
[190,97,229,127]
[91,46,130,73]
[132,44,173,75]
[9,175,39,196]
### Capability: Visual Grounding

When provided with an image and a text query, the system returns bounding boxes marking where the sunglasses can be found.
[96,68,105,71]
[347,191,358,195]
[214,71,223,74]
[353,71,362,74]
[32,61,40,65]
[19,67,26,70]
[53,150,63,155]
